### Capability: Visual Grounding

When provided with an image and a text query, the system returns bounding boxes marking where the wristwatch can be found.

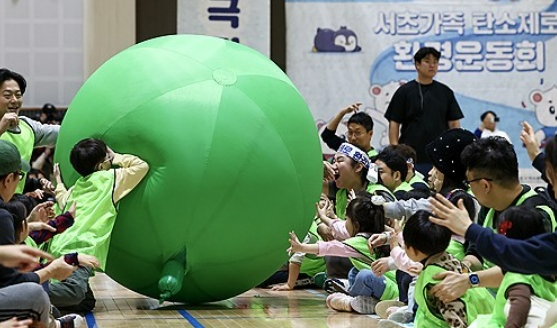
[468,272,480,288]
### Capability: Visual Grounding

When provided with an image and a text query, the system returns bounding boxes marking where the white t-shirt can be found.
[481,129,512,143]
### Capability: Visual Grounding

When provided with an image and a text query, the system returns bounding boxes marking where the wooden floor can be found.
[88,273,381,328]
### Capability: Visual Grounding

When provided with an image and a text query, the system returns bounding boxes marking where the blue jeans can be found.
[347,268,386,299]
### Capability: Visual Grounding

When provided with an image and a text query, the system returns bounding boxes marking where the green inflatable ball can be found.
[54,35,322,303]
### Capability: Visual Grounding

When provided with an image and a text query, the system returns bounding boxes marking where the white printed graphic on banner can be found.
[178,0,270,56]
[286,0,556,177]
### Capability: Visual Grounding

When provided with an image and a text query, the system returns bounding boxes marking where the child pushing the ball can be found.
[46,138,149,312]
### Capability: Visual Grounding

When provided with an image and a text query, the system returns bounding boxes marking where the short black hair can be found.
[480,110,499,122]
[445,189,477,220]
[461,137,519,187]
[376,146,408,182]
[70,138,108,177]
[414,47,441,63]
[345,190,386,236]
[347,112,373,132]
[499,207,546,240]
[0,68,27,94]
[5,200,28,240]
[401,188,433,201]
[391,144,417,164]
[403,210,452,256]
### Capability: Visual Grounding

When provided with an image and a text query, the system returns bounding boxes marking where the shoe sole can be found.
[375,300,406,319]
[350,296,379,314]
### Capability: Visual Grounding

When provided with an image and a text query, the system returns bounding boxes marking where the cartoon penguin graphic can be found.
[313,26,361,52]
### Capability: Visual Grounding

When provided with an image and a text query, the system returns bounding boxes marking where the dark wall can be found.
[135,0,285,71]
[135,0,177,43]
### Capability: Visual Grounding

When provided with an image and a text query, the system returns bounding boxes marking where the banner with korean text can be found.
[178,0,270,56]
[286,0,557,183]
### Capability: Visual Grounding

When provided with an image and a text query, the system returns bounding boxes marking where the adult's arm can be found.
[466,224,557,275]
[532,152,548,181]
[321,103,361,151]
[388,121,400,145]
[20,117,59,147]
[320,128,344,152]
[383,198,429,220]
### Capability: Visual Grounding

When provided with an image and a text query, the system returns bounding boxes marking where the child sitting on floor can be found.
[401,210,493,327]
[470,207,557,328]
[288,191,398,314]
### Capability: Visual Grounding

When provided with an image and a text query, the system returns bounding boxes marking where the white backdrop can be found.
[177,0,270,57]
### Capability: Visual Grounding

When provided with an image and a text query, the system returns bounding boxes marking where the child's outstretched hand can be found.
[68,202,77,218]
[287,231,302,254]
[271,283,294,291]
[315,201,327,217]
[78,254,100,269]
[53,163,63,185]
[28,201,55,223]
[367,233,388,251]
[385,220,401,249]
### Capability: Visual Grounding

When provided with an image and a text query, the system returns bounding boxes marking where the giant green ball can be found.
[54,35,322,303]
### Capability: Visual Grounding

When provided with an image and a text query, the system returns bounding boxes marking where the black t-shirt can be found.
[384,80,464,163]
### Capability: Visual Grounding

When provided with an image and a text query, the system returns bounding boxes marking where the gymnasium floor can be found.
[88,273,381,328]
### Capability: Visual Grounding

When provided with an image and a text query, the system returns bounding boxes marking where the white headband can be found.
[337,143,370,168]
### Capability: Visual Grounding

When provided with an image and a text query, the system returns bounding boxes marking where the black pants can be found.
[396,270,413,304]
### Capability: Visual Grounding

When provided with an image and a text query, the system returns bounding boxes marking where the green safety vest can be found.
[367,183,395,200]
[342,235,398,300]
[415,262,494,327]
[24,235,39,249]
[48,170,118,271]
[446,239,465,261]
[335,184,394,220]
[408,174,427,187]
[394,181,413,193]
[0,120,34,193]
[482,189,557,270]
[367,149,378,158]
[299,221,326,277]
[483,273,557,327]
[335,189,349,220]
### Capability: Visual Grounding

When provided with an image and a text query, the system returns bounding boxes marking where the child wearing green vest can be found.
[470,207,557,328]
[260,195,328,290]
[320,143,395,285]
[374,146,413,200]
[288,191,398,314]
[399,210,493,327]
[47,138,149,312]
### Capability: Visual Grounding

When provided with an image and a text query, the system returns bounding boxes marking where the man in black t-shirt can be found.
[384,47,464,176]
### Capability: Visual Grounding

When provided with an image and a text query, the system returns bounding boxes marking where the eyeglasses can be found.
[14,171,25,180]
[345,131,365,138]
[464,177,493,187]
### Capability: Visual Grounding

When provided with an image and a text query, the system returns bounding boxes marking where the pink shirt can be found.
[329,219,351,240]
[317,240,364,258]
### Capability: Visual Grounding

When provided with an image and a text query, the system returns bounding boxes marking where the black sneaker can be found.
[323,278,350,294]
[57,283,96,314]
[56,314,85,328]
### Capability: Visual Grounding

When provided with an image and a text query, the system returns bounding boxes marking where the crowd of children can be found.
[3,57,557,328]
[260,99,557,328]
